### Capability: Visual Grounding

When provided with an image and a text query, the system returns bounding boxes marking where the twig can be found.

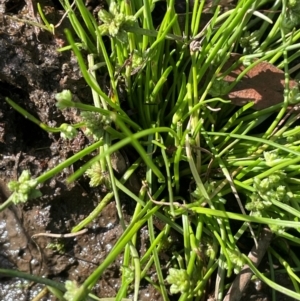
[54,1,76,28]
[223,227,273,301]
[31,228,88,239]
[31,228,88,278]
[31,286,48,301]
[13,152,22,180]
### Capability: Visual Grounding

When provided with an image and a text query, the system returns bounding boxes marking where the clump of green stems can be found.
[3,0,300,300]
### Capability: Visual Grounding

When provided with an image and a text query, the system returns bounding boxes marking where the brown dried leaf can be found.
[222,54,297,110]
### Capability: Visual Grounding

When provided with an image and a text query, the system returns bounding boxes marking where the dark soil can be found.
[0,0,298,300]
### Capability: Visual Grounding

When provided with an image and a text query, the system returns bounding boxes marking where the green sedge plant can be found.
[3,0,300,300]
